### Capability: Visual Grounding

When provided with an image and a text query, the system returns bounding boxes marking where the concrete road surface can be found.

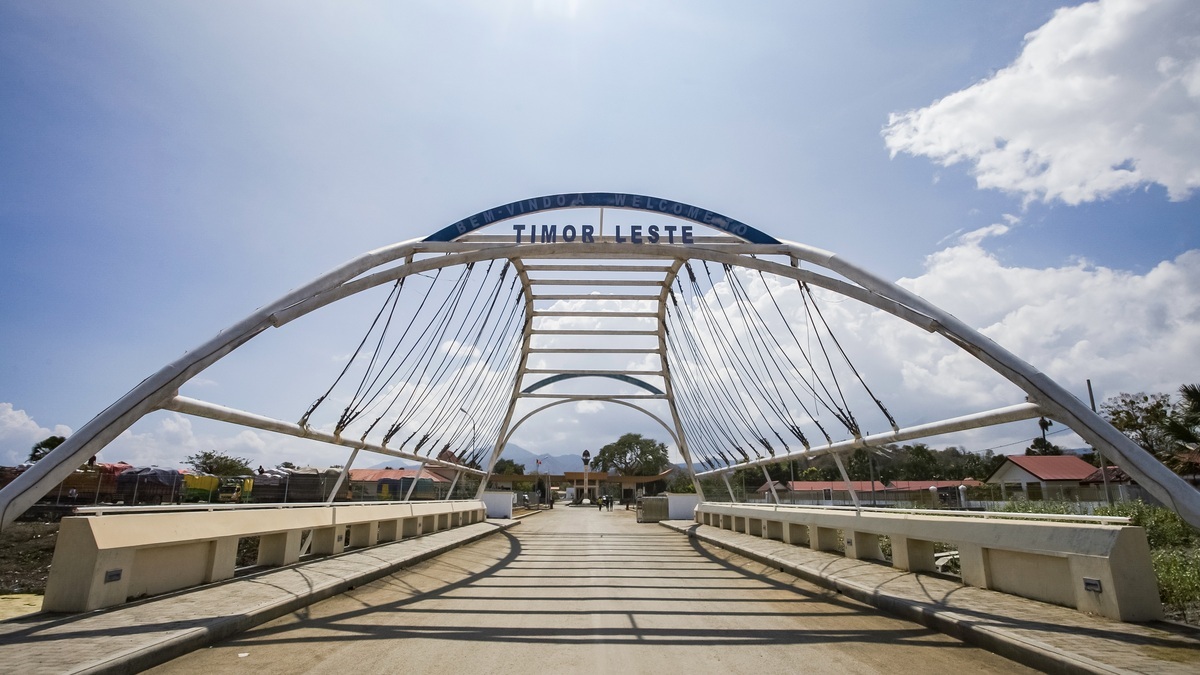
[151,506,1029,674]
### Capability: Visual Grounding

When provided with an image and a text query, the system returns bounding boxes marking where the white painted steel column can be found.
[722,473,737,502]
[162,396,480,475]
[831,452,861,510]
[762,467,780,504]
[404,463,426,501]
[657,259,706,500]
[326,447,360,503]
[476,263,536,499]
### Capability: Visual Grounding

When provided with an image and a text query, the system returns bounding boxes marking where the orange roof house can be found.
[886,479,982,491]
[985,455,1097,484]
[756,480,886,494]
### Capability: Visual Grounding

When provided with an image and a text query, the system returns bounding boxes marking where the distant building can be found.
[755,480,887,503]
[348,468,448,500]
[886,479,982,491]
[563,469,672,504]
[985,455,1097,500]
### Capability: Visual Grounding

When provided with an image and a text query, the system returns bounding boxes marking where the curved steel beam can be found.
[425,192,780,245]
[5,196,1197,531]
[521,373,665,395]
[501,397,680,447]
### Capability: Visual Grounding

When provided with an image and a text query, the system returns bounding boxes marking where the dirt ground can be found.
[0,521,57,619]
[0,521,57,595]
[0,594,42,619]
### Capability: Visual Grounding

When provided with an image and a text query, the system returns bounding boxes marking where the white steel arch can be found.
[2,193,1197,531]
[502,397,680,448]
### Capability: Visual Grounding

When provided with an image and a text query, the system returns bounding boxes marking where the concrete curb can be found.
[80,519,520,675]
[661,521,1130,675]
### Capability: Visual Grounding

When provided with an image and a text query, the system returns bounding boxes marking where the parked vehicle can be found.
[116,467,184,505]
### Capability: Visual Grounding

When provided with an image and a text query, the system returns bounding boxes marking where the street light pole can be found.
[458,407,477,458]
[582,449,591,505]
[458,407,476,499]
[539,455,552,506]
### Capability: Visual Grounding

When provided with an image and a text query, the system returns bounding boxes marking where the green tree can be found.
[796,465,824,481]
[667,469,696,493]
[846,447,873,481]
[184,450,252,476]
[1164,383,1200,475]
[595,433,669,475]
[958,449,1003,480]
[1025,437,1063,455]
[493,458,525,475]
[28,435,66,462]
[1102,392,1174,458]
[897,443,940,480]
[277,461,298,470]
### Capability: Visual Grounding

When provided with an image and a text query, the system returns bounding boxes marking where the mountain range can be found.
[365,443,589,475]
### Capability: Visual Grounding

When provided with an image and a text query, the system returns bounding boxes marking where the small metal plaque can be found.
[104,569,122,583]
[1083,577,1102,593]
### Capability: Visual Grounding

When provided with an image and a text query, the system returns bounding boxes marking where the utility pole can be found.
[1087,379,1114,505]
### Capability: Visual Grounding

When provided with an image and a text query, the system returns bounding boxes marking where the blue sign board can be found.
[423,192,781,245]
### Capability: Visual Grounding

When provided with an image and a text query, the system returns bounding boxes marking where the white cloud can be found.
[575,400,604,414]
[95,412,369,469]
[0,404,72,466]
[868,236,1200,415]
[884,0,1200,204]
[660,231,1200,460]
[439,340,481,360]
[958,222,1011,246]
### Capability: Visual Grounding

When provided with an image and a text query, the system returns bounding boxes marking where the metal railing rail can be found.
[709,500,1131,525]
[76,498,476,517]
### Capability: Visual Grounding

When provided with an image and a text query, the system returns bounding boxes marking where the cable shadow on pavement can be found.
[692,528,1200,652]
[203,530,984,652]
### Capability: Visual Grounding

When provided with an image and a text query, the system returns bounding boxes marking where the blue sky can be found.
[2,0,1198,468]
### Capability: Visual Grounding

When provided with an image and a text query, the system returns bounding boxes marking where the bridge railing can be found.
[44,499,487,613]
[694,502,1161,621]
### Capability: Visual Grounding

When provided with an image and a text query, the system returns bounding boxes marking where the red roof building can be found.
[349,468,449,483]
[1081,465,1133,485]
[985,454,1098,499]
[756,480,886,494]
[886,479,982,491]
[986,455,1097,483]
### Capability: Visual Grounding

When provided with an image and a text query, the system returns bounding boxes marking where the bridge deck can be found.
[152,507,1027,674]
[2,507,1195,674]
[0,519,517,674]
[665,520,1200,674]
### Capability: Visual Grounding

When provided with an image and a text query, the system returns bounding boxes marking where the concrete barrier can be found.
[695,503,1162,621]
[482,491,514,519]
[44,500,486,612]
[665,493,700,520]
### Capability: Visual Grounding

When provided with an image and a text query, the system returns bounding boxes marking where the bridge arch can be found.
[502,397,680,448]
[2,192,1197,531]
[521,373,664,396]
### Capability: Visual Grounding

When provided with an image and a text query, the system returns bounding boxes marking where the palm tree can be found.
[1164,384,1200,476]
[1038,416,1052,441]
